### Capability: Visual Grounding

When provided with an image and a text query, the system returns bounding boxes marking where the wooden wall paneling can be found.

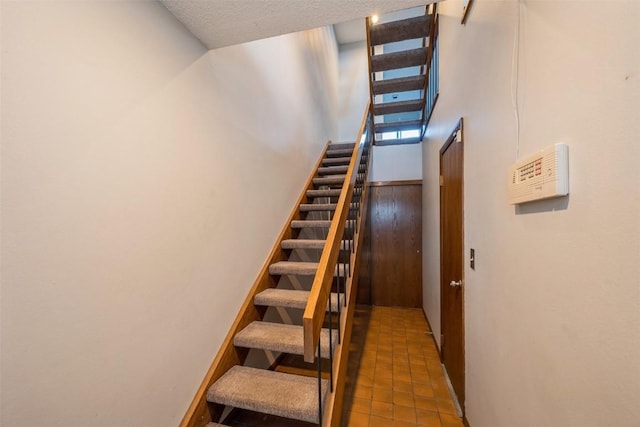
[369,182,422,308]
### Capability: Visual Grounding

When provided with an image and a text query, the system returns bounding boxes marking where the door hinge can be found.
[439,175,444,186]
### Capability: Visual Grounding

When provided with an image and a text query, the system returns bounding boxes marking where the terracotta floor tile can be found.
[392,391,414,407]
[413,382,435,398]
[342,306,460,427]
[436,398,457,416]
[411,366,430,379]
[372,386,394,404]
[370,415,392,427]
[345,410,370,427]
[393,405,417,423]
[377,360,393,371]
[439,413,464,427]
[414,396,438,412]
[354,384,372,400]
[374,374,393,387]
[394,380,413,393]
[416,409,442,427]
[371,400,394,419]
[350,396,371,414]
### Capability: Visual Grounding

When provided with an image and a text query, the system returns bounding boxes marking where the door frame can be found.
[439,118,465,411]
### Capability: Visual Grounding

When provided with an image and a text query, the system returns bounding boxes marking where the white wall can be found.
[337,41,369,142]
[370,143,423,182]
[422,1,640,426]
[0,1,338,425]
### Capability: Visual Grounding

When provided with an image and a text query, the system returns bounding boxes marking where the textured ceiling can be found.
[160,0,438,49]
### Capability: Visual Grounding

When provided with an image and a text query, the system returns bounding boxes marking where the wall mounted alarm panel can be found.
[508,143,569,204]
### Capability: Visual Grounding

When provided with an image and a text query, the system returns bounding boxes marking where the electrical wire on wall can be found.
[511,0,522,160]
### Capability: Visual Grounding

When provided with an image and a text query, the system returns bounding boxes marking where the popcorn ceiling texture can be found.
[161,0,435,49]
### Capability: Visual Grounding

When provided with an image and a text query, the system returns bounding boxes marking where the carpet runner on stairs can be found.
[254,288,341,311]
[269,261,347,276]
[321,157,351,166]
[207,366,328,424]
[313,175,347,185]
[204,140,359,425]
[317,165,348,175]
[235,321,338,358]
[306,188,342,198]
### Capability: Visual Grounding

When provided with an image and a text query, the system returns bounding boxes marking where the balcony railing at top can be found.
[421,3,439,139]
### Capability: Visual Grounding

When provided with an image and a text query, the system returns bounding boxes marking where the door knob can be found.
[449,280,463,287]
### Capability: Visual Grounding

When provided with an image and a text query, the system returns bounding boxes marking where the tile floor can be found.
[341,306,463,427]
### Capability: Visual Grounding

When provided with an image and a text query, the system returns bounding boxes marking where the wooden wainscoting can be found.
[367,180,422,308]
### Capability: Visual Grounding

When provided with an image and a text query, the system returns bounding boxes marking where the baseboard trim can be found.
[421,308,441,360]
[367,179,422,187]
[463,415,471,427]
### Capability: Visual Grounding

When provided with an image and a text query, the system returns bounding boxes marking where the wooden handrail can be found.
[365,17,376,119]
[303,101,371,363]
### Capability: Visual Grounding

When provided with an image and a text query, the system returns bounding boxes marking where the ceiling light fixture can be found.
[371,14,379,24]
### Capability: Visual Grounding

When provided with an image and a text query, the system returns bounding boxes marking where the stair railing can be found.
[303,102,373,424]
[420,3,439,139]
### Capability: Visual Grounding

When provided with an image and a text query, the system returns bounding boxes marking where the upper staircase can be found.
[367,4,439,146]
[180,106,374,427]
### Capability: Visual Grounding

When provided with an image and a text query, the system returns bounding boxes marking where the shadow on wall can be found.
[515,195,570,215]
[300,27,339,138]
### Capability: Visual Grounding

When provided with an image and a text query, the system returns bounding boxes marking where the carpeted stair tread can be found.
[281,238,351,250]
[328,142,355,149]
[307,188,342,198]
[291,219,356,229]
[318,165,349,175]
[325,148,353,157]
[207,366,328,424]
[374,98,424,116]
[371,47,428,73]
[313,175,346,185]
[281,239,326,249]
[322,157,351,166]
[373,74,426,95]
[254,288,341,312]
[234,321,337,358]
[291,220,332,228]
[299,203,337,212]
[269,261,347,276]
[269,261,319,275]
[369,14,431,46]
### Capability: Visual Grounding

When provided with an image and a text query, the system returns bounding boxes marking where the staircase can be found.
[181,107,374,427]
[367,4,439,146]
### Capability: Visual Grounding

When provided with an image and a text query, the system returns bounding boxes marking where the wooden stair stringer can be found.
[179,142,332,427]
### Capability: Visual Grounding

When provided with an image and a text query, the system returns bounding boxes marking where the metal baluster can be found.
[328,284,334,393]
[317,338,322,426]
[336,253,341,344]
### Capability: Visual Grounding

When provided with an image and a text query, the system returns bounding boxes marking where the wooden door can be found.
[370,182,422,308]
[440,120,465,408]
